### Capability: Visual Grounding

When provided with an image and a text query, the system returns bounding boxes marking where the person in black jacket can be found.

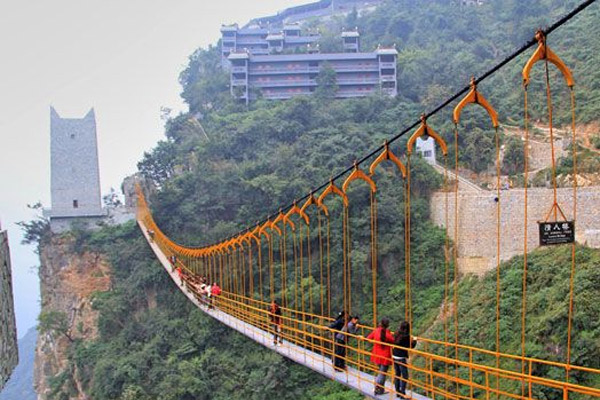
[333,315,359,370]
[392,321,417,398]
[328,311,346,366]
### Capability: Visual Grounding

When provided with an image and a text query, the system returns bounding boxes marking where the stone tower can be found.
[49,107,105,232]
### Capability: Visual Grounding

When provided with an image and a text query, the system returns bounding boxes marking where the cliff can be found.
[0,227,18,390]
[33,236,111,400]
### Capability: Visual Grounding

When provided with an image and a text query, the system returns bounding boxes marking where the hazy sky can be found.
[0,0,308,338]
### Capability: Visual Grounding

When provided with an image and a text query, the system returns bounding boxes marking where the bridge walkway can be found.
[139,220,429,400]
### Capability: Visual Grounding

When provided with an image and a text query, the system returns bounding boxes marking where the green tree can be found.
[502,136,525,175]
[16,202,50,250]
[39,310,73,342]
[315,63,338,99]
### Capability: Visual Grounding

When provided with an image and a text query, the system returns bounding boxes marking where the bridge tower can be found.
[48,107,105,232]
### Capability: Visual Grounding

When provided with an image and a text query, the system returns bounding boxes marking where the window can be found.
[424,150,433,157]
[70,134,75,139]
[73,200,79,208]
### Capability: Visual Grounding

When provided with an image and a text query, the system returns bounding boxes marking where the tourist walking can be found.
[269,299,283,345]
[392,321,417,398]
[328,311,346,363]
[366,317,394,395]
[333,315,359,371]
[210,282,221,309]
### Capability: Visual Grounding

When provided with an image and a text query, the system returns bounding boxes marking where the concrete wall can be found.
[430,186,600,275]
[0,229,18,389]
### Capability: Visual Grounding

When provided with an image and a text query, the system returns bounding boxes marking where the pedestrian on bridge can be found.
[393,321,416,398]
[210,282,221,309]
[367,317,394,395]
[269,299,283,346]
[333,315,359,371]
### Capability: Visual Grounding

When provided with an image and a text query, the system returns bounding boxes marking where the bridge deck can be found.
[139,221,429,400]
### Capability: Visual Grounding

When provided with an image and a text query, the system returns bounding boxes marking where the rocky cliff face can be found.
[34,236,111,400]
[0,228,18,390]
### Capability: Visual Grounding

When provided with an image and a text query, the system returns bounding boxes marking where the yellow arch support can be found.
[342,162,377,193]
[369,140,407,178]
[406,116,448,156]
[523,30,574,88]
[453,78,499,128]
[284,201,310,228]
[259,220,272,240]
[272,211,285,236]
[317,179,349,207]
[301,192,329,217]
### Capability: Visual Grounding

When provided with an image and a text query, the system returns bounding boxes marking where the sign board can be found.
[538,221,575,246]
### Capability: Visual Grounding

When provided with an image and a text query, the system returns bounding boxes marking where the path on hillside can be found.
[431,162,483,192]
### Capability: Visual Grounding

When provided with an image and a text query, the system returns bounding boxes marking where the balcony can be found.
[231,66,247,73]
[250,79,316,88]
[380,75,396,82]
[231,79,247,86]
[337,77,379,85]
[249,49,270,55]
[263,93,294,100]
[332,65,379,72]
[379,62,396,69]
[236,39,267,46]
[249,66,315,75]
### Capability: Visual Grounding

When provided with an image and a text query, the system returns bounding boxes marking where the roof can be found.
[375,48,398,55]
[342,31,360,38]
[266,33,285,41]
[220,24,238,32]
[249,52,381,63]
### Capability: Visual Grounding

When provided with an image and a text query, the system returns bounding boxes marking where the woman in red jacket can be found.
[366,317,394,395]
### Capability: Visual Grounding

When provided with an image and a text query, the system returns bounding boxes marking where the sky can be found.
[0,0,309,339]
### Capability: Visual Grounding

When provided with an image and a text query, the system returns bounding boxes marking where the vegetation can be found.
[426,245,600,399]
[38,311,73,342]
[43,222,364,400]
[27,1,600,399]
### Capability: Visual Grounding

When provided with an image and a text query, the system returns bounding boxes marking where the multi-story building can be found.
[220,23,319,66]
[228,46,397,102]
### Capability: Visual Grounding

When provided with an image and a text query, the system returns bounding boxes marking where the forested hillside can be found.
[35,1,600,399]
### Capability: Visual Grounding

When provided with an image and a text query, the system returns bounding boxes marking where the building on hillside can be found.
[228,46,397,103]
[0,224,18,390]
[46,107,106,232]
[220,23,320,66]
[341,29,360,53]
[415,137,436,165]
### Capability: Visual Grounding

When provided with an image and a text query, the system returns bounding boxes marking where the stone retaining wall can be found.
[430,186,600,275]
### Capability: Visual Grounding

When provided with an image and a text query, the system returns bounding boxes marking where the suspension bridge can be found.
[136,1,600,399]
